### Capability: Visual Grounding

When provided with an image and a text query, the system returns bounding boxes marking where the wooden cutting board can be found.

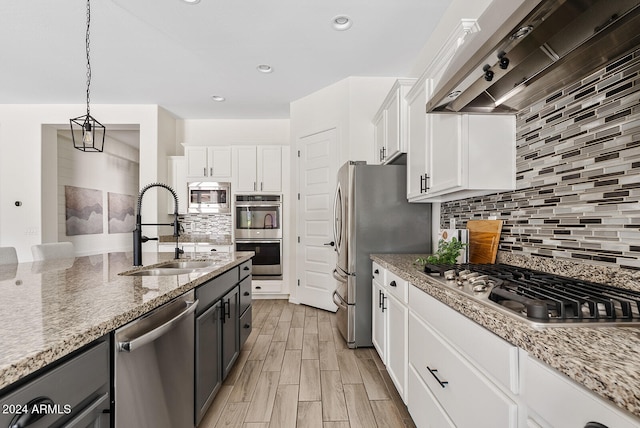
[467,220,503,264]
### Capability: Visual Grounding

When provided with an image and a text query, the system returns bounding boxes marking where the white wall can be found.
[0,104,172,261]
[55,133,139,256]
[288,76,398,302]
[177,119,290,150]
[290,77,397,165]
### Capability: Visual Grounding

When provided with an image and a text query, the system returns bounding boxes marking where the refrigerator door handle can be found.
[333,183,342,254]
[332,290,347,309]
[332,268,348,283]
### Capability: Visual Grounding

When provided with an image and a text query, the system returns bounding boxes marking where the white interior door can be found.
[296,128,338,312]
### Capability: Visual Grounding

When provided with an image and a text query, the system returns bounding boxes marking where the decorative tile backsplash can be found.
[178,213,232,238]
[441,48,640,270]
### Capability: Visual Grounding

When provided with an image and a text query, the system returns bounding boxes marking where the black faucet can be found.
[132,182,182,266]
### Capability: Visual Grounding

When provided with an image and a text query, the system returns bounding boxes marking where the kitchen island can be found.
[371,253,640,423]
[0,250,253,390]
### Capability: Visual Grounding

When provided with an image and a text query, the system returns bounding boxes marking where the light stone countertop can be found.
[371,253,640,421]
[0,251,253,391]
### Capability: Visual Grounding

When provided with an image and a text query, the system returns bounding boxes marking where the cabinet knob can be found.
[243,266,250,270]
[244,291,250,296]
[244,323,251,329]
[390,280,397,287]
[255,286,262,290]
[584,423,608,428]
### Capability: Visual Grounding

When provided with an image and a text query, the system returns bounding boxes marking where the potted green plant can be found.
[415,238,467,266]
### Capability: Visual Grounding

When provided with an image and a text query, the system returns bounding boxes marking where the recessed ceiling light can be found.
[256,64,273,73]
[181,0,201,4]
[331,15,352,31]
[211,95,225,102]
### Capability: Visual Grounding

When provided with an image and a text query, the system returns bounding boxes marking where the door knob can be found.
[324,241,335,246]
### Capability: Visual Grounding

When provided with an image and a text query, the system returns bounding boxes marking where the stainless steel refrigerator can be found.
[331,161,431,348]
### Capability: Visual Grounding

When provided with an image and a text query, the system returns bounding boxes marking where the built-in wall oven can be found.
[235,195,282,280]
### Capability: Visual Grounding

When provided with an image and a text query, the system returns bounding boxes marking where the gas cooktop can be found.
[423,263,640,328]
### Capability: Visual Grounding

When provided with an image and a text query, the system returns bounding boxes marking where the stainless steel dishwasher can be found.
[114,290,198,428]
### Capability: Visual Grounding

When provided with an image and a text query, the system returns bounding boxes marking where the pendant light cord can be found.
[85,0,91,117]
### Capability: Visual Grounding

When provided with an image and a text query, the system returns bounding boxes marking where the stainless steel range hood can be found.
[428,0,640,113]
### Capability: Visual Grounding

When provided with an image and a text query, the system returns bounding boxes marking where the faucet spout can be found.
[133,182,181,266]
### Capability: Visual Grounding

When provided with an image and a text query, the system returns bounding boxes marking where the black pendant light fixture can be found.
[70,0,105,152]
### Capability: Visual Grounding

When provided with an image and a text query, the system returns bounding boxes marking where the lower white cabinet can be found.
[371,262,408,401]
[372,275,386,360]
[523,353,640,428]
[408,359,456,428]
[386,292,408,399]
[373,259,640,428]
[409,310,518,428]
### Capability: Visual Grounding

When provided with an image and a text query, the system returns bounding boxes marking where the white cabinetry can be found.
[234,146,282,192]
[523,353,640,428]
[406,78,432,199]
[407,284,519,428]
[167,156,187,214]
[371,264,386,360]
[185,146,232,180]
[407,111,516,202]
[372,79,415,164]
[371,263,409,401]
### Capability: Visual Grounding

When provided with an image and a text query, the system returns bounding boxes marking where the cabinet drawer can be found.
[239,260,252,279]
[408,364,455,428]
[386,269,408,304]
[372,262,385,285]
[196,267,239,313]
[0,340,110,428]
[239,276,252,315]
[409,285,518,393]
[240,305,253,347]
[252,281,281,294]
[409,312,518,428]
[524,354,640,428]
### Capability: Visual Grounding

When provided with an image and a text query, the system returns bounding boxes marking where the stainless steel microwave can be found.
[187,182,230,214]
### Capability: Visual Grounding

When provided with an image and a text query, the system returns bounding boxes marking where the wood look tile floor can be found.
[199,299,416,428]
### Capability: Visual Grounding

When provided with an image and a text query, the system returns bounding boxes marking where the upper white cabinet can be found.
[407,109,516,202]
[406,17,517,202]
[234,146,282,192]
[372,79,416,164]
[167,156,187,214]
[185,146,232,180]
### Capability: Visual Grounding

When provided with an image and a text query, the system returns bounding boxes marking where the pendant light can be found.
[70,0,105,152]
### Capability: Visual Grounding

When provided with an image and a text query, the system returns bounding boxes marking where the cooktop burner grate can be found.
[423,263,640,323]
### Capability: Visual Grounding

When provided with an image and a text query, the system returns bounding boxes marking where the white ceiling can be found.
[0,0,452,120]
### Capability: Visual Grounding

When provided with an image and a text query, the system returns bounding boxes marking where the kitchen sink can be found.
[124,268,200,276]
[157,261,217,269]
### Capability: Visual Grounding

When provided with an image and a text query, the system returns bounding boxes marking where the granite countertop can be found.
[0,250,253,390]
[371,253,640,421]
[159,234,232,245]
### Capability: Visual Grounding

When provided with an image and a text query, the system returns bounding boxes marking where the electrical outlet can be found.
[450,218,456,229]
